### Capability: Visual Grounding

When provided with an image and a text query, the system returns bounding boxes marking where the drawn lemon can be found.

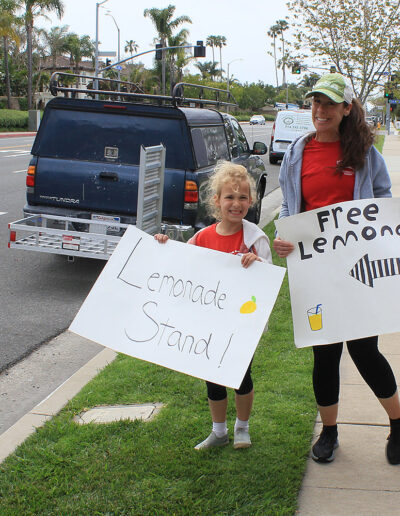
[240,296,257,314]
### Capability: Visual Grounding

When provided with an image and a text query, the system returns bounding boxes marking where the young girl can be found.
[155,161,272,449]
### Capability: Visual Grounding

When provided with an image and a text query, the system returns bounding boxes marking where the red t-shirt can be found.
[195,223,249,255]
[301,138,355,211]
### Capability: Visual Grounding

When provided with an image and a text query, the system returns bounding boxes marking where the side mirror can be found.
[252,141,267,155]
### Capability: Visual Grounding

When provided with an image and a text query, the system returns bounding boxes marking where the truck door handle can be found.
[99,171,119,182]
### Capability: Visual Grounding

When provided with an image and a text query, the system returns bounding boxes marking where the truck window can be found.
[36,109,191,170]
[223,120,239,158]
[191,126,229,168]
[230,118,250,154]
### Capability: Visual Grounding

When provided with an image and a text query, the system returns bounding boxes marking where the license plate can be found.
[90,214,121,234]
[62,234,80,251]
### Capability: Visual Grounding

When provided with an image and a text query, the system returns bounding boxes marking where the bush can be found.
[0,109,28,130]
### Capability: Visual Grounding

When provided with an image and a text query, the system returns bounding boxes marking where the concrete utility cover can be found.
[73,403,163,425]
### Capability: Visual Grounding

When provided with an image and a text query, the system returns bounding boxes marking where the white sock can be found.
[234,417,249,432]
[212,421,228,437]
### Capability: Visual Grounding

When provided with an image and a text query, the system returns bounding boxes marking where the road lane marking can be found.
[13,170,26,174]
[0,212,7,216]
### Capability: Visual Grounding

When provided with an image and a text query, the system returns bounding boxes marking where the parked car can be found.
[249,114,266,125]
[269,109,315,164]
[10,74,268,260]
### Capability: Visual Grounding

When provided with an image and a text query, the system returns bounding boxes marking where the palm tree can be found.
[143,4,191,95]
[267,24,280,88]
[22,0,64,109]
[194,60,221,81]
[42,24,69,74]
[274,19,289,87]
[167,27,190,92]
[0,0,21,108]
[214,35,227,80]
[64,33,94,85]
[124,39,138,56]
[206,35,218,64]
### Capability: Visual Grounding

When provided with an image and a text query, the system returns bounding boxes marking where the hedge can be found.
[0,109,29,130]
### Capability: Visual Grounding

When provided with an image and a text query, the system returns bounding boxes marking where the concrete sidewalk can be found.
[297,132,400,515]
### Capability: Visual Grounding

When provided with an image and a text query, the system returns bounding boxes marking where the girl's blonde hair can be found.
[206,161,256,219]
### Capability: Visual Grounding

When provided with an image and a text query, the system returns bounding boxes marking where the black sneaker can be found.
[386,431,400,465]
[311,427,339,463]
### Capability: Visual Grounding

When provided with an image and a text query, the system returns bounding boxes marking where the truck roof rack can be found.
[49,72,238,109]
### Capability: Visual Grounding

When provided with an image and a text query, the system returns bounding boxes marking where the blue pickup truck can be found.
[9,75,268,260]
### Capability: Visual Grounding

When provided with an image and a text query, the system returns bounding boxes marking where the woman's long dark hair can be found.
[338,98,374,172]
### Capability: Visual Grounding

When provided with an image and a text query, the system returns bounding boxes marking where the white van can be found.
[269,109,315,164]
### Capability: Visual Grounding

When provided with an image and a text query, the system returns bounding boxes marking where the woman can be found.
[273,72,400,465]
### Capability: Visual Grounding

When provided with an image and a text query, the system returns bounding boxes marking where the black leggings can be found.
[313,336,397,406]
[206,363,253,401]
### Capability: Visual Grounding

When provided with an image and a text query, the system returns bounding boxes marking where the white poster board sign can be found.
[275,198,400,348]
[70,226,286,388]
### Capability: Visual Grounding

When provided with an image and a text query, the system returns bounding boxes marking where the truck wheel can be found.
[269,155,278,165]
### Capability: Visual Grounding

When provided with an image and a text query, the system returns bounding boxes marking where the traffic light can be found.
[105,58,111,67]
[194,41,206,58]
[291,62,301,74]
[155,43,163,60]
[330,66,336,73]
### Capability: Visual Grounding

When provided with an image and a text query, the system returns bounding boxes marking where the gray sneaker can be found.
[234,428,252,449]
[194,431,229,450]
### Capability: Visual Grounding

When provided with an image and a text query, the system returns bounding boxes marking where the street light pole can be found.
[106,12,121,88]
[95,0,109,91]
[227,58,243,112]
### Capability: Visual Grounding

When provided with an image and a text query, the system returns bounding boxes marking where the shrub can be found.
[0,109,28,130]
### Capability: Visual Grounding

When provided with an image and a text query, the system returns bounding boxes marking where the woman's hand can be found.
[154,233,169,244]
[273,237,295,258]
[241,252,261,268]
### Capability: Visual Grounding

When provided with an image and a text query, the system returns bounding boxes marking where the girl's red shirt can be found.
[301,138,355,212]
[195,223,250,255]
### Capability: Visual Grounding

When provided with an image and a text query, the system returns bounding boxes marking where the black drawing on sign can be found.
[349,253,400,287]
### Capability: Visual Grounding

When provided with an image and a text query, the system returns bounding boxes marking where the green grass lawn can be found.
[374,134,385,154]
[0,220,316,515]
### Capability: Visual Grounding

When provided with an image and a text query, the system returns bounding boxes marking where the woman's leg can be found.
[347,336,400,464]
[311,343,343,462]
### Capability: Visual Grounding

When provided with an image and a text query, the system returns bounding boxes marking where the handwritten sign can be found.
[70,226,286,388]
[275,198,400,348]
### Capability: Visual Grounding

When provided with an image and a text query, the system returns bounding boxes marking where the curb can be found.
[0,132,36,138]
[0,346,116,464]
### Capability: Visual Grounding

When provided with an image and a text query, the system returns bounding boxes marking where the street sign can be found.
[98,51,117,57]
[389,99,400,104]
[115,65,122,71]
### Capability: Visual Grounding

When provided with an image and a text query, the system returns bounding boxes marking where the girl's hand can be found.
[241,252,261,268]
[273,237,295,258]
[154,233,169,244]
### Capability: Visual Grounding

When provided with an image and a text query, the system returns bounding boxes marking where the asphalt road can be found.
[0,123,279,373]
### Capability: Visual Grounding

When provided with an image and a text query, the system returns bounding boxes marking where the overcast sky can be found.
[40,0,294,86]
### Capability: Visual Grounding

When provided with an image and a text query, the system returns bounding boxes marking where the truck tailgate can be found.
[31,157,185,221]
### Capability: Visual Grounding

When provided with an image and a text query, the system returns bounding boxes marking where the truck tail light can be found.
[270,122,275,142]
[9,230,16,242]
[184,180,198,203]
[26,165,36,187]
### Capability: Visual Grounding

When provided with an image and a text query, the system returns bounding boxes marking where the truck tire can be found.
[269,155,278,165]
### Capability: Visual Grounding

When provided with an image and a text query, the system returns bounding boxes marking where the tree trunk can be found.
[3,36,12,109]
[219,47,223,81]
[273,35,279,88]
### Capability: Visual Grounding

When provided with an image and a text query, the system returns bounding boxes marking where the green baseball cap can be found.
[305,73,353,103]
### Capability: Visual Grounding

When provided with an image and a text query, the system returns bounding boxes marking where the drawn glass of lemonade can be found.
[307,305,322,331]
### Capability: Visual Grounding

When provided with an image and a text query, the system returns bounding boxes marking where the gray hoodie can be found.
[278,133,392,219]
